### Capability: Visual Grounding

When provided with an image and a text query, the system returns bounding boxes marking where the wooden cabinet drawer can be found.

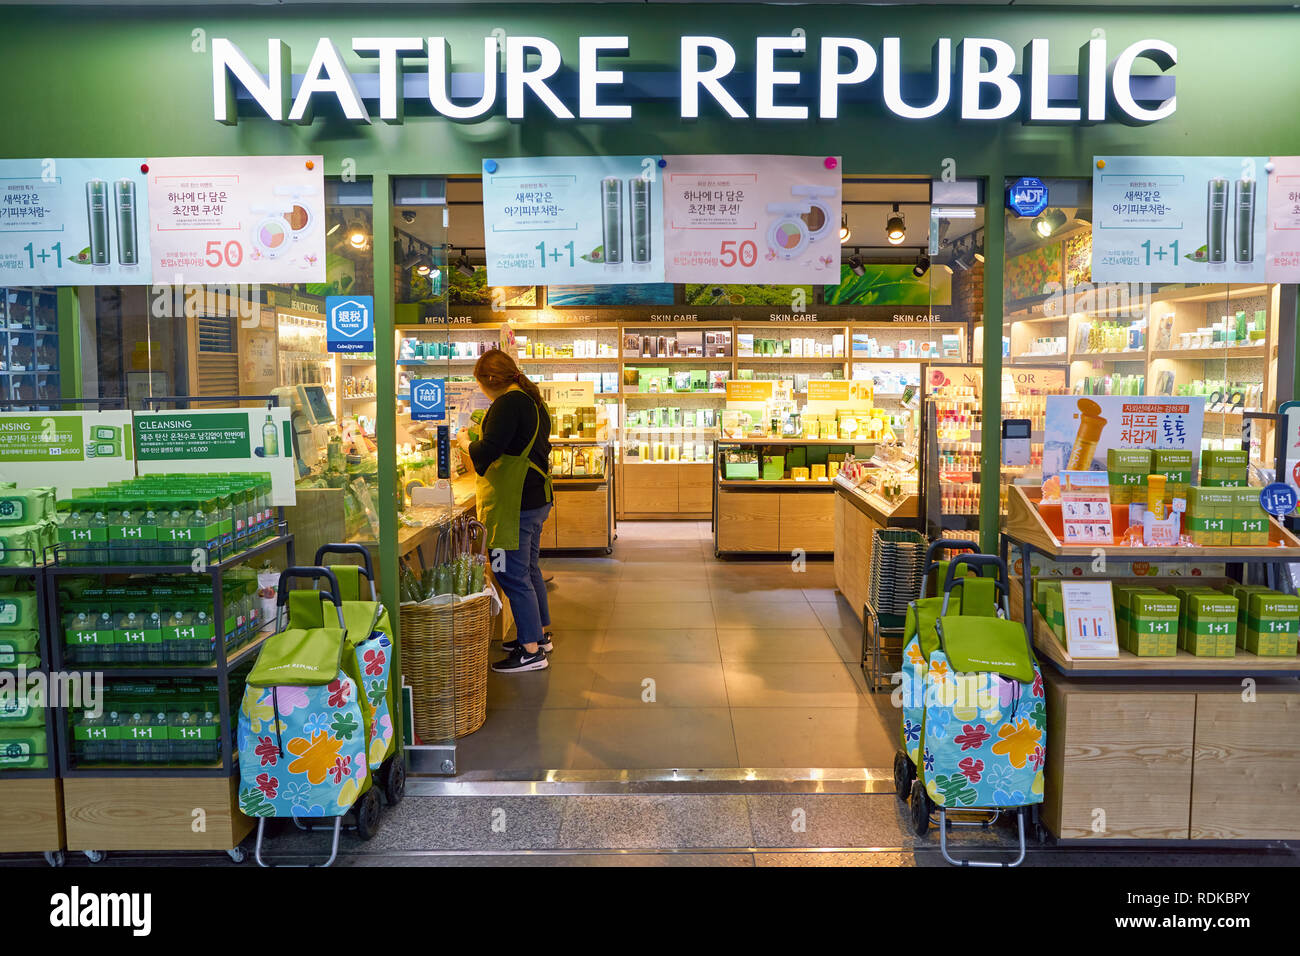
[717,490,780,552]
[778,492,835,553]
[554,487,609,550]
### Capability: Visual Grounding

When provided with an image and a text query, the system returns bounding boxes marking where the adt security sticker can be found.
[1006,177,1049,218]
[410,379,446,421]
[327,295,374,353]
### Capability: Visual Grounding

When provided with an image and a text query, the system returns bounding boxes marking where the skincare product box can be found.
[1241,591,1300,656]
[1107,449,1151,506]
[1127,591,1179,657]
[1152,450,1193,502]
[1178,588,1238,657]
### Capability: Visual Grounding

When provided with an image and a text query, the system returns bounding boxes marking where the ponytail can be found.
[473,347,548,415]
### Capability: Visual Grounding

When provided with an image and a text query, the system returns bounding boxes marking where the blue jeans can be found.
[496,503,552,647]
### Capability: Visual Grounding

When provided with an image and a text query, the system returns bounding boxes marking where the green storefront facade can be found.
[3,1,1298,617]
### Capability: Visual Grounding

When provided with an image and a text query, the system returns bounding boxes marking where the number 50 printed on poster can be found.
[145,155,325,284]
[662,155,842,284]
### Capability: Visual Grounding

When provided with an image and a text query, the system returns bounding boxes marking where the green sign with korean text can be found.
[134,413,251,461]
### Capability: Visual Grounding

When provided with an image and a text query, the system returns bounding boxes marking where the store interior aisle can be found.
[456,521,898,773]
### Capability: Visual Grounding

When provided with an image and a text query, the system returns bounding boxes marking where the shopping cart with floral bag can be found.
[910,552,1046,867]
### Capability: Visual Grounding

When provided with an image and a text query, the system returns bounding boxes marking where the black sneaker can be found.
[502,632,554,655]
[491,645,549,673]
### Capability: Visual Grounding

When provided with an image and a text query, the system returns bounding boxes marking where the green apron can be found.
[475,387,553,551]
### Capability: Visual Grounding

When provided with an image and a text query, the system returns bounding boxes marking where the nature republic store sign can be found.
[213,33,1177,125]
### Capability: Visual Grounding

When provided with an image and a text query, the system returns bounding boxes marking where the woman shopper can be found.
[457,349,555,674]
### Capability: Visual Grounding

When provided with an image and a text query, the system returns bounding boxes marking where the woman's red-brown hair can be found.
[473,348,547,412]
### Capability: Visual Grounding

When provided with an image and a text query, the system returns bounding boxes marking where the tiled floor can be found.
[456,520,898,773]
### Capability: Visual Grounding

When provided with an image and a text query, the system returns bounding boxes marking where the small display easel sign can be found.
[1060,581,1120,659]
[1059,471,1114,545]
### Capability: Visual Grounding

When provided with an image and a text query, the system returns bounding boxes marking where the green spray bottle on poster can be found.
[262,415,279,457]
[85,179,110,266]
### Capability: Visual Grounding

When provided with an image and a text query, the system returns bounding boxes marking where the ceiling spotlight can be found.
[1032,208,1068,239]
[839,212,851,244]
[326,213,346,237]
[455,250,475,277]
[415,256,433,277]
[847,254,866,277]
[345,215,371,250]
[886,203,906,245]
[912,253,931,278]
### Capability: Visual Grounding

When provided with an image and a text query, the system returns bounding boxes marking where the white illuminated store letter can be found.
[882,37,952,120]
[289,38,370,124]
[506,36,575,120]
[680,36,747,119]
[819,37,877,120]
[429,37,499,120]
[756,35,807,120]
[958,38,1020,120]
[1111,39,1177,123]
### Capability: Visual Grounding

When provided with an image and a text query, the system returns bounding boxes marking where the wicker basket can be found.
[400,591,494,740]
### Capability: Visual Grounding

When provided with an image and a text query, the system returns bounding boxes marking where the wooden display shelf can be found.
[518,356,619,364]
[718,437,864,446]
[736,355,847,363]
[1068,349,1146,361]
[1149,346,1266,361]
[0,778,64,854]
[1004,484,1300,561]
[718,478,837,488]
[624,356,734,363]
[63,773,252,852]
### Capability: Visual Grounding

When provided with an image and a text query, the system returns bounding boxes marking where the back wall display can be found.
[547,283,675,307]
[823,264,951,306]
[684,283,814,306]
[1003,242,1063,302]
[483,155,665,286]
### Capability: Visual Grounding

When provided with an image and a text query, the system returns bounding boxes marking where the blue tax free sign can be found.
[1006,177,1049,218]
[410,379,446,421]
[326,295,374,353]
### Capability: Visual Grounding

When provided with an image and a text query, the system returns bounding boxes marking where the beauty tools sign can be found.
[145,155,326,283]
[0,158,153,285]
[661,154,842,285]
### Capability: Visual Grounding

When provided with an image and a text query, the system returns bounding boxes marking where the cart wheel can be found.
[226,846,247,864]
[893,751,915,802]
[84,850,106,864]
[355,788,381,842]
[908,780,931,837]
[43,851,65,868]
[604,548,613,555]
[1034,820,1050,845]
[383,756,406,807]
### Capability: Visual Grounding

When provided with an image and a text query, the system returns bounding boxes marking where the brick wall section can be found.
[953,259,984,323]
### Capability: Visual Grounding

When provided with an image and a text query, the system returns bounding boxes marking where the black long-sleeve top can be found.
[468,390,552,511]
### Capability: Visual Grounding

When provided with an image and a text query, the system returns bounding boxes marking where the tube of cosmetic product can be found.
[601,177,624,265]
[1207,178,1228,264]
[1234,177,1255,264]
[86,179,110,266]
[629,177,652,264]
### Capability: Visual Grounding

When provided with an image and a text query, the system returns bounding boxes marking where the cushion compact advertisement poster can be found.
[145,155,326,284]
[482,155,666,286]
[0,158,152,285]
[661,154,842,284]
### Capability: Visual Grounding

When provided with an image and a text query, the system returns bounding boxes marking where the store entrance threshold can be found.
[407,767,893,796]
[436,520,900,781]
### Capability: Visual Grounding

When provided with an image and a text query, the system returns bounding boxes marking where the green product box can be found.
[0,592,39,630]
[1112,584,1158,649]
[1243,592,1300,657]
[0,630,39,669]
[0,686,44,727]
[761,455,786,481]
[690,370,708,392]
[1107,449,1152,506]
[0,728,49,770]
[1202,449,1248,472]
[1034,579,1061,621]
[805,445,830,468]
[64,607,115,664]
[1229,488,1269,546]
[1167,584,1217,648]
[1184,591,1238,657]
[1045,586,1065,644]
[1128,591,1180,656]
[0,487,55,525]
[785,447,808,471]
[1187,488,1234,546]
[1152,450,1193,501]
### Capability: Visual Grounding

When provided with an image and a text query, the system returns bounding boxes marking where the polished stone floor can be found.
[456,520,899,773]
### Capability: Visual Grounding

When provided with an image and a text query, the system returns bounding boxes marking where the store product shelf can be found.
[1068,349,1147,362]
[736,355,847,362]
[1149,346,1266,361]
[1009,355,1068,365]
[623,390,727,398]
[59,624,277,680]
[518,356,620,364]
[1003,485,1300,560]
[718,477,837,488]
[717,437,864,446]
[45,530,293,576]
[342,394,377,402]
[623,356,733,363]
[849,356,933,363]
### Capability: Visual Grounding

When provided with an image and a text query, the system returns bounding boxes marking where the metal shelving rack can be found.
[47,527,295,780]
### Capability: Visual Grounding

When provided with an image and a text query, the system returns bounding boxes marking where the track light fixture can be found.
[345,215,371,250]
[912,252,931,278]
[455,249,475,277]
[847,254,866,277]
[1032,208,1068,239]
[886,203,906,245]
[839,212,851,244]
